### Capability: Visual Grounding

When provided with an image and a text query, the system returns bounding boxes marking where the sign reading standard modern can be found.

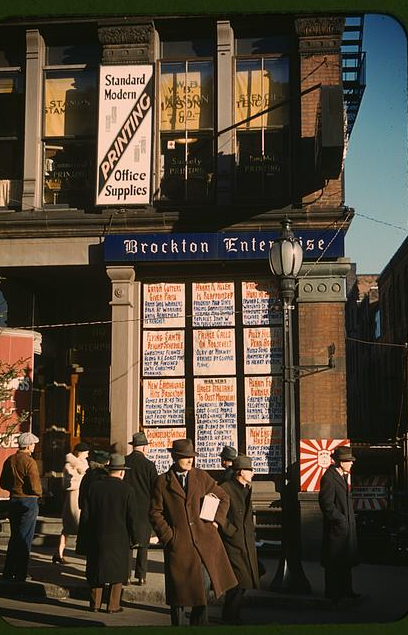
[104,230,345,261]
[96,65,154,206]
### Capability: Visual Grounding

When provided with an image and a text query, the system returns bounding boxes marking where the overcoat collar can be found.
[329,464,348,490]
[166,465,195,498]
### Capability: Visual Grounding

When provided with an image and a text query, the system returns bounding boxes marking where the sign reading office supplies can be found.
[96,65,153,205]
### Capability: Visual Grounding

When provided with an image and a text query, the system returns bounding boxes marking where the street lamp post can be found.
[269,218,311,593]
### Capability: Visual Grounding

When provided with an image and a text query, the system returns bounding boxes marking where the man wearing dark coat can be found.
[149,438,238,626]
[319,445,359,605]
[217,445,237,485]
[77,454,138,613]
[219,455,260,625]
[124,431,158,585]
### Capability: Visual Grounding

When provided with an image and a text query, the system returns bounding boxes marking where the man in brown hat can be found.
[149,438,237,626]
[77,454,138,613]
[219,454,260,625]
[319,445,359,605]
[124,431,158,585]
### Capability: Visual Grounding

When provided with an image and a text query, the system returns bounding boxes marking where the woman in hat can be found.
[319,445,359,604]
[219,455,260,625]
[53,442,90,564]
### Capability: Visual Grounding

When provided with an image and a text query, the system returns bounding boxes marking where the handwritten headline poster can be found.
[193,329,236,375]
[143,282,185,328]
[246,426,282,474]
[143,378,185,426]
[245,376,282,424]
[145,427,187,474]
[192,282,235,327]
[241,280,281,326]
[143,330,184,376]
[243,327,282,374]
[194,378,238,469]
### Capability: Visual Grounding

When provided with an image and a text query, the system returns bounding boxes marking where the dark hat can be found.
[232,455,253,471]
[107,453,130,470]
[129,431,149,446]
[169,438,198,457]
[220,445,237,461]
[73,442,90,453]
[93,449,110,464]
[331,446,356,462]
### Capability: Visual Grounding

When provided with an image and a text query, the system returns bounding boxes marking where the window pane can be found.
[235,36,289,55]
[0,73,24,137]
[236,131,263,195]
[236,58,289,128]
[44,70,97,137]
[46,43,100,66]
[160,133,213,202]
[160,61,213,132]
[0,141,22,208]
[44,141,94,208]
[263,58,290,126]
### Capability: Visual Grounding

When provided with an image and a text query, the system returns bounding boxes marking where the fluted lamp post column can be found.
[268,218,311,593]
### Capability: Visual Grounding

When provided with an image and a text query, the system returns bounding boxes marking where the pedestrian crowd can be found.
[0,432,360,624]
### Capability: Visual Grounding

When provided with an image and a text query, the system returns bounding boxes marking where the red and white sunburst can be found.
[300,438,350,492]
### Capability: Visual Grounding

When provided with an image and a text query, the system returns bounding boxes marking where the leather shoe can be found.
[137,578,147,586]
[107,607,124,614]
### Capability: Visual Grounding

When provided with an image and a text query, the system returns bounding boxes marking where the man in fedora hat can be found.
[219,455,260,624]
[77,454,138,613]
[319,445,359,605]
[124,430,158,585]
[218,445,237,485]
[1,432,42,582]
[149,438,237,626]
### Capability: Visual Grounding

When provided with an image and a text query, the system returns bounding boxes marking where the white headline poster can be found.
[194,378,238,469]
[241,280,281,326]
[143,330,184,376]
[246,426,282,474]
[192,282,235,327]
[193,329,236,375]
[145,427,186,474]
[243,327,282,374]
[96,65,153,205]
[245,376,282,424]
[143,378,185,426]
[143,283,185,328]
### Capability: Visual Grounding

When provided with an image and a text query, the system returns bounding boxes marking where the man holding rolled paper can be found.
[149,438,237,626]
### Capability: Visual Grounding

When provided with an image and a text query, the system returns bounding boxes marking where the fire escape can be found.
[342,15,366,138]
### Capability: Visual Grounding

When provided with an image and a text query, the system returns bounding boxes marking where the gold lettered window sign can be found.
[160,61,213,132]
[44,70,97,138]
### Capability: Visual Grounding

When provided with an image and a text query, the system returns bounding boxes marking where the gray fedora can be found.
[17,432,39,448]
[232,455,253,471]
[220,445,237,461]
[129,431,149,446]
[331,446,356,462]
[169,438,198,457]
[107,453,130,470]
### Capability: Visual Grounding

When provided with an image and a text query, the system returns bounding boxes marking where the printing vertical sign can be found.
[96,65,153,205]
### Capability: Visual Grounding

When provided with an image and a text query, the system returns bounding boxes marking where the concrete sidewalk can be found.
[0,539,408,626]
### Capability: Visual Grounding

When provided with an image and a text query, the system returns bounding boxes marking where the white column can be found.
[106,266,137,454]
[22,30,45,212]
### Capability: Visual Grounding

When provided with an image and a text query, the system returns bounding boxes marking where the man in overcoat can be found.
[217,445,237,485]
[219,454,260,624]
[77,453,138,613]
[149,438,237,626]
[125,431,158,585]
[319,445,359,605]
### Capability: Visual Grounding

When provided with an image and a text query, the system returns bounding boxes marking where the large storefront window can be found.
[0,34,24,210]
[234,53,290,201]
[159,55,214,203]
[42,48,97,208]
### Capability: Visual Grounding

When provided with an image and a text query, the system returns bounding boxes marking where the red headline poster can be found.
[0,330,35,498]
[300,438,350,492]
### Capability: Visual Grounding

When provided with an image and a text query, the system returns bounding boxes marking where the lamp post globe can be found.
[268,218,311,594]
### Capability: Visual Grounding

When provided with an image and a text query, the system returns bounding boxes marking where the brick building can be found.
[0,12,366,546]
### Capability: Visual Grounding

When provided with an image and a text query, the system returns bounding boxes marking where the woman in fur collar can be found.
[53,443,89,564]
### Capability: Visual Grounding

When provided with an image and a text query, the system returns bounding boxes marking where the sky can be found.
[344,13,408,275]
